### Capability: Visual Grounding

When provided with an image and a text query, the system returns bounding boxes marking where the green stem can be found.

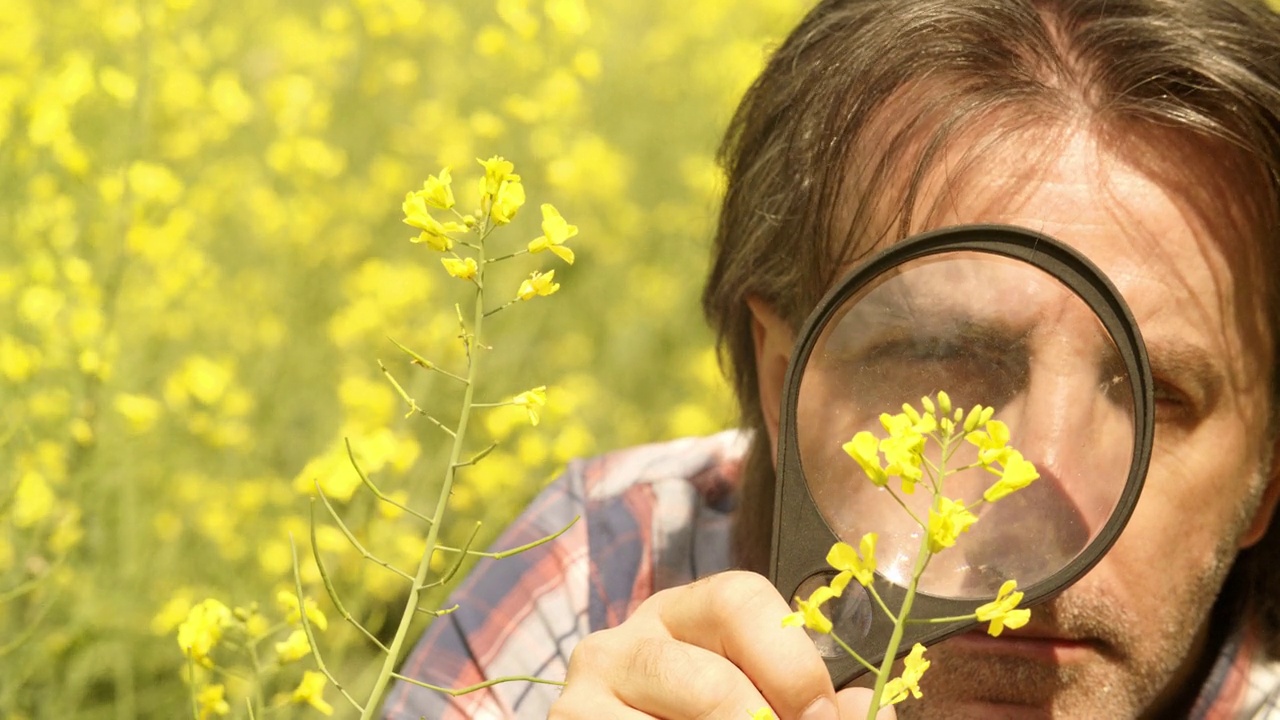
[358,220,491,720]
[830,633,879,676]
[866,523,932,717]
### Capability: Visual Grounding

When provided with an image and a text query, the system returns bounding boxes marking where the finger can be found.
[547,691,660,717]
[650,571,838,719]
[835,687,895,720]
[549,684,655,720]
[612,635,772,719]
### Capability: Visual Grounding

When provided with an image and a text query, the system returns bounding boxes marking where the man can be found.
[385,0,1280,717]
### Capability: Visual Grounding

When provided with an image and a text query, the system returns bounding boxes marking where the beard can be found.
[892,517,1245,719]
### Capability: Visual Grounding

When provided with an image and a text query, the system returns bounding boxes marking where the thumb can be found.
[834,687,897,719]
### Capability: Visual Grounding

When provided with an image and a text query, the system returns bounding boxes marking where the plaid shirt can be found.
[384,431,1280,719]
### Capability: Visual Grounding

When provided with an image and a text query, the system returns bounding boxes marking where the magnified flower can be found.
[983,450,1040,502]
[966,418,1012,466]
[528,203,577,264]
[781,585,837,635]
[842,431,887,487]
[975,579,1031,636]
[828,532,877,590]
[879,412,926,490]
[927,496,978,553]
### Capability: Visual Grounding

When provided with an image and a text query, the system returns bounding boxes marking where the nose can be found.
[996,321,1135,534]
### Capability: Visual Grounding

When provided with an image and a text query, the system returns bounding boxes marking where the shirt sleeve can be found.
[381,461,590,720]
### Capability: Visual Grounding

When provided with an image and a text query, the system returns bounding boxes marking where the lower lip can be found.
[945,631,1098,663]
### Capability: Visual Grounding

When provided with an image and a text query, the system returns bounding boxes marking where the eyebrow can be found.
[1142,338,1225,410]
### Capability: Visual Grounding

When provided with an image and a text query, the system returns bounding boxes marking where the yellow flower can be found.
[966,418,1013,466]
[196,684,231,719]
[291,671,334,716]
[403,192,466,251]
[276,590,328,632]
[491,176,526,225]
[842,431,887,487]
[879,412,925,490]
[827,533,877,591]
[528,203,577,264]
[512,386,547,426]
[517,270,560,300]
[177,599,232,667]
[976,580,1031,637]
[275,629,312,663]
[927,496,978,553]
[881,643,930,706]
[748,709,777,720]
[421,168,455,210]
[781,585,837,635]
[441,256,478,281]
[983,450,1040,502]
[13,471,56,527]
[478,155,519,198]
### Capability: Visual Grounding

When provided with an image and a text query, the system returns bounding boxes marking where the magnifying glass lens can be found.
[796,251,1137,599]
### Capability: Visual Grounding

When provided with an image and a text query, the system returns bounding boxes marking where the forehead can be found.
[892,126,1274,397]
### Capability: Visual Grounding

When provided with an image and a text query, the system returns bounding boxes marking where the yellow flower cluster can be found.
[814,392,1039,710]
[0,0,801,714]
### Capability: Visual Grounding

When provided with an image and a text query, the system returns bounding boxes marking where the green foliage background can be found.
[0,0,809,716]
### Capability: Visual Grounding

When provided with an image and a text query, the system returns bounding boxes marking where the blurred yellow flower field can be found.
[0,0,810,716]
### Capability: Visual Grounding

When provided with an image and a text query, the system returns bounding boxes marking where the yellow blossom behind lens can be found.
[827,532,876,590]
[926,496,978,553]
[842,431,887,487]
[983,449,1040,502]
[781,585,836,635]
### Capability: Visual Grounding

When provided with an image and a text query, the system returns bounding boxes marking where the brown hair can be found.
[702,0,1280,653]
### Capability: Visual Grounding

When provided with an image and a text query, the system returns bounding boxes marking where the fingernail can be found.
[800,696,838,720]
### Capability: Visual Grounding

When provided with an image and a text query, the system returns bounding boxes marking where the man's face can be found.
[760,126,1278,717]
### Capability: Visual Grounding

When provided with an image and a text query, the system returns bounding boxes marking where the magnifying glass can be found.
[769,224,1155,688]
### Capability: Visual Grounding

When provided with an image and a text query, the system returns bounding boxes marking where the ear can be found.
[1239,432,1280,549]
[746,296,796,464]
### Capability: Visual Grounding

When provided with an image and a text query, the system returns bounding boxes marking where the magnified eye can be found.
[834,330,1028,414]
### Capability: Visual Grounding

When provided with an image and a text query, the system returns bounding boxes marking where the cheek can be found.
[1098,419,1258,579]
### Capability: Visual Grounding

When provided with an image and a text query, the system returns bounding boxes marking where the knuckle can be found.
[706,570,777,613]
